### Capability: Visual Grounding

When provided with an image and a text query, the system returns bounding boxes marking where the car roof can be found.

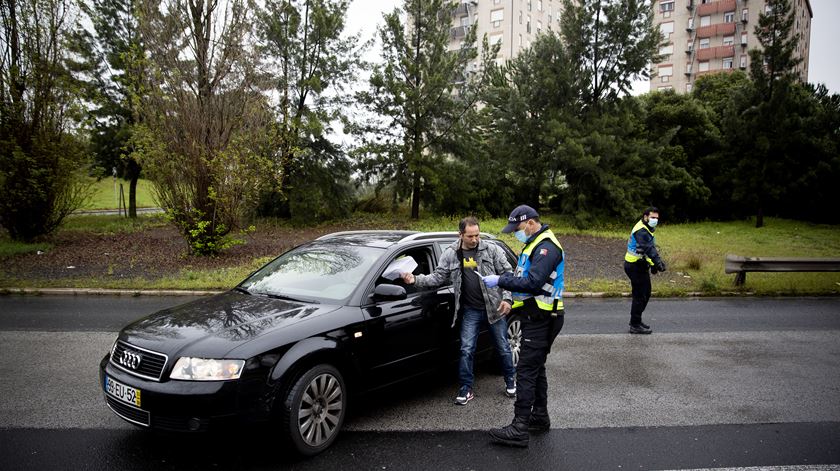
[315,230,497,249]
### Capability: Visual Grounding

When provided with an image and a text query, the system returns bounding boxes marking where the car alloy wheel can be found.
[507,319,522,367]
[284,364,346,456]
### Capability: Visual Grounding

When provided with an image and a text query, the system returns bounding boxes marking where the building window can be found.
[699,38,710,49]
[519,10,522,24]
[722,57,734,69]
[528,0,532,11]
[741,32,748,45]
[660,1,675,12]
[723,36,734,46]
[724,11,735,23]
[686,82,693,93]
[490,9,504,27]
[460,16,470,27]
[687,39,694,52]
[518,34,522,46]
[537,20,542,34]
[659,65,673,77]
[740,54,748,68]
[699,61,709,72]
[742,8,749,21]
[538,0,543,11]
[489,33,503,49]
[660,21,674,40]
[700,15,711,27]
[685,63,692,74]
[658,85,674,91]
[494,0,502,3]
[527,15,531,33]
[659,44,674,56]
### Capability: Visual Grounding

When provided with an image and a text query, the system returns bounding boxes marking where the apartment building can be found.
[650,0,812,93]
[446,0,563,69]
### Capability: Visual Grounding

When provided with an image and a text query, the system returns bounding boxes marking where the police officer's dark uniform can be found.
[485,205,564,448]
[624,207,666,334]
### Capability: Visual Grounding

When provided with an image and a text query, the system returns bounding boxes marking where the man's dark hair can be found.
[643,206,660,217]
[459,216,480,233]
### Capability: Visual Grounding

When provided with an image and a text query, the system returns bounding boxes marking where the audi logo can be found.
[119,350,142,370]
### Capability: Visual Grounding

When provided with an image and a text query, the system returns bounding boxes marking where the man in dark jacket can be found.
[624,207,666,334]
[481,205,565,447]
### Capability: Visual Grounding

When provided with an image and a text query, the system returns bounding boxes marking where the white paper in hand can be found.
[382,256,418,280]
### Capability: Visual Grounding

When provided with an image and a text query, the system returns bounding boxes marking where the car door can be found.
[359,243,456,389]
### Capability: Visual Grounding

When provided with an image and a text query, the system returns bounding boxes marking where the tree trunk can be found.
[411,170,420,220]
[126,159,141,218]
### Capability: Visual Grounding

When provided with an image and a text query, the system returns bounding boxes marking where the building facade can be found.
[446,0,563,68]
[650,0,812,93]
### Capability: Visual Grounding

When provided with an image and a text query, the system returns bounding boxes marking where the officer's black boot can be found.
[489,415,530,447]
[529,406,550,432]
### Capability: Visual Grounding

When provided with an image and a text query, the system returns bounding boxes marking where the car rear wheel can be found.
[508,319,522,367]
[283,364,346,456]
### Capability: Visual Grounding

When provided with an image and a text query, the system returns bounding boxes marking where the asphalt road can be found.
[1,295,839,470]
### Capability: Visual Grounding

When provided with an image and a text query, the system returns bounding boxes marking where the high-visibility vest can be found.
[625,220,655,265]
[511,230,565,312]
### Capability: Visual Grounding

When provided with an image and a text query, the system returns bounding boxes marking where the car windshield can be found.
[239,243,384,302]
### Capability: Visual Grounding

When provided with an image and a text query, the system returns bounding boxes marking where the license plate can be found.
[104,375,141,407]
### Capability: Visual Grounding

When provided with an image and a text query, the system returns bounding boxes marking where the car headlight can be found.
[170,357,245,381]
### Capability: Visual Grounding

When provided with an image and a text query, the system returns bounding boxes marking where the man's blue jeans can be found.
[459,307,516,390]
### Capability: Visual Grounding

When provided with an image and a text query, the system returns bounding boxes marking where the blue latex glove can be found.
[482,274,500,288]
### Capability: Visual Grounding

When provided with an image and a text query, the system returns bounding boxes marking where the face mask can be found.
[648,218,659,228]
[514,229,529,243]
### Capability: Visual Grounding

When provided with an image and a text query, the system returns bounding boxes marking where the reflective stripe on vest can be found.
[625,220,655,265]
[511,230,565,312]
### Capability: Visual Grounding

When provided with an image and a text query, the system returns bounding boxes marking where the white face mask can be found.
[514,229,529,243]
[648,217,659,228]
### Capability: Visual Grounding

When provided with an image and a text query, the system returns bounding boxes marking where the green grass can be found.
[0,240,53,257]
[80,177,158,210]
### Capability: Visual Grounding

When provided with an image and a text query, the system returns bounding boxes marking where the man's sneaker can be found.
[629,324,652,334]
[504,379,516,398]
[640,322,651,329]
[454,386,474,405]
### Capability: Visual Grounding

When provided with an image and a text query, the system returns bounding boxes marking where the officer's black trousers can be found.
[513,309,564,418]
[624,260,651,326]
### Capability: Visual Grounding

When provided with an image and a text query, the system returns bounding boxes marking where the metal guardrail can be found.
[724,254,840,286]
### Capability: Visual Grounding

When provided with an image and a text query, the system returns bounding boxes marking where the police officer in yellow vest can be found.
[624,206,666,334]
[481,204,564,447]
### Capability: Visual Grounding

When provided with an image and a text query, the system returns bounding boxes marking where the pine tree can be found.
[353,0,491,219]
[69,0,144,217]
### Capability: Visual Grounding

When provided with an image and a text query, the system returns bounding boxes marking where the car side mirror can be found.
[372,284,407,301]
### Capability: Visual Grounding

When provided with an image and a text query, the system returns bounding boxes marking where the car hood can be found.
[119,291,341,358]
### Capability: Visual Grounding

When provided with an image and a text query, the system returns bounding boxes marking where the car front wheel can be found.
[283,363,346,456]
[507,319,522,367]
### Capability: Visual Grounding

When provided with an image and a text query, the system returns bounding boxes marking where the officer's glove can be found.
[656,260,667,273]
[482,274,500,288]
[650,265,659,275]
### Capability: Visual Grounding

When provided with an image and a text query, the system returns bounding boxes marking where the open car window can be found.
[375,245,435,294]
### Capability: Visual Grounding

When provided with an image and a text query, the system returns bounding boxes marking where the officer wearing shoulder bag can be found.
[481,205,565,448]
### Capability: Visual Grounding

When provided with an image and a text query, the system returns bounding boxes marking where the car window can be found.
[375,245,435,293]
[239,243,385,302]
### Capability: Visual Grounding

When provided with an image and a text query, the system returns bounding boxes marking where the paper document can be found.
[382,256,418,280]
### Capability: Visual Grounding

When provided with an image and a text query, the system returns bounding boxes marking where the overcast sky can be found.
[346,0,839,95]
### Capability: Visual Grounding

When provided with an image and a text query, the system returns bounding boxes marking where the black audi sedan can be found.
[100,231,521,455]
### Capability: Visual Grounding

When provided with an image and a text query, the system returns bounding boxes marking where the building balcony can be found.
[697,0,737,16]
[696,45,736,61]
[451,1,476,17]
[450,25,469,40]
[696,22,736,38]
[696,67,737,77]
